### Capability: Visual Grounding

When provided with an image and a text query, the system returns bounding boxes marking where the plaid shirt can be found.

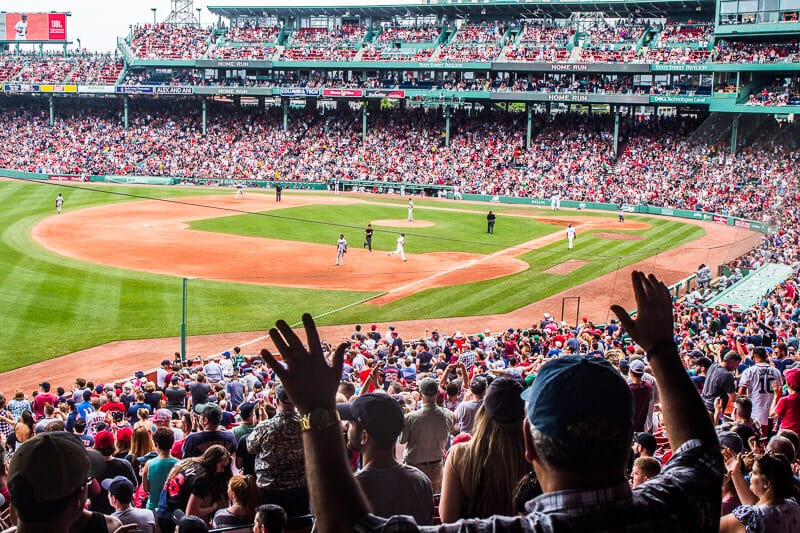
[247,410,306,491]
[355,439,723,533]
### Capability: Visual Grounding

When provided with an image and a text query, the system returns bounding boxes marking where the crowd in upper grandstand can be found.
[3,9,800,533]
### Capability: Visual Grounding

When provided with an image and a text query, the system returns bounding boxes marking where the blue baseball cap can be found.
[521,356,633,448]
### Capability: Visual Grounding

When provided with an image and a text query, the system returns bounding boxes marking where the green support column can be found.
[201,99,207,136]
[48,95,54,126]
[180,277,187,363]
[362,103,368,142]
[730,114,739,155]
[283,99,289,133]
[613,112,620,157]
[526,104,532,149]
[123,95,129,129]
[445,106,451,147]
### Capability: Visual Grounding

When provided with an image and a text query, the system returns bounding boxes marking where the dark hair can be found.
[254,504,287,533]
[153,427,175,451]
[755,453,798,500]
[10,481,83,523]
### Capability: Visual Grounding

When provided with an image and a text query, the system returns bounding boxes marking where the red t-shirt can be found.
[775,393,800,434]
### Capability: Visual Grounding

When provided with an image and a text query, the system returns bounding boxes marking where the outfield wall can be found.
[0,168,769,235]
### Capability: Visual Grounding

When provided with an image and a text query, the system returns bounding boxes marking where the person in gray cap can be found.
[259,271,724,531]
[398,377,453,493]
[339,393,433,525]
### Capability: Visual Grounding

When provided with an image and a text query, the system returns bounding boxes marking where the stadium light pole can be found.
[151,7,157,26]
[197,8,202,28]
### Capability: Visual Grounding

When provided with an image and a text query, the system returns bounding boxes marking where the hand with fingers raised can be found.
[260,313,348,414]
[610,271,675,355]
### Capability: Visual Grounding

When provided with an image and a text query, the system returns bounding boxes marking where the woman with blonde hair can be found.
[212,474,261,528]
[439,377,529,522]
[156,444,232,533]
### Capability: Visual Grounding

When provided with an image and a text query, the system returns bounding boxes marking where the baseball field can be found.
[0,179,763,389]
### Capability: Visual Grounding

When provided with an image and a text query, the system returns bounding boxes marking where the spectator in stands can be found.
[398,377,454,493]
[89,429,137,515]
[631,457,661,488]
[702,351,741,419]
[629,359,654,432]
[440,377,528,521]
[453,377,487,435]
[253,504,287,533]
[204,358,224,385]
[182,402,237,458]
[156,444,232,533]
[165,375,188,415]
[339,393,433,524]
[31,381,57,420]
[8,432,123,533]
[189,373,212,410]
[103,475,156,532]
[246,384,309,517]
[738,347,782,435]
[720,451,800,531]
[211,474,260,528]
[260,271,723,531]
[142,427,177,512]
[772,368,800,435]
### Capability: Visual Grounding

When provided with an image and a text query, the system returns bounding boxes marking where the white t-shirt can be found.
[739,362,783,425]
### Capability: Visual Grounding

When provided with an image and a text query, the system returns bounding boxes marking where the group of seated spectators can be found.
[280,25,364,62]
[579,45,640,63]
[129,23,212,60]
[224,25,281,44]
[377,25,441,43]
[644,47,710,64]
[584,20,646,45]
[713,40,800,63]
[656,21,713,45]
[747,79,800,106]
[0,53,123,84]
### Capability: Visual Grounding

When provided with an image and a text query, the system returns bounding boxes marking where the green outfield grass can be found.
[0,182,704,371]
[188,204,560,254]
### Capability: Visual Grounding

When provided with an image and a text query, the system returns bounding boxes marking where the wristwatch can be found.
[300,408,340,432]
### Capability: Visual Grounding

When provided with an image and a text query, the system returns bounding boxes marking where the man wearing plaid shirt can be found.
[262,271,724,532]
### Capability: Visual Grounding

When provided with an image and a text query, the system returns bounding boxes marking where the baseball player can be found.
[363,223,374,252]
[235,183,244,199]
[336,234,347,266]
[618,203,625,223]
[275,183,282,202]
[407,199,414,222]
[550,192,561,211]
[55,193,64,214]
[388,233,407,261]
[566,224,576,251]
[487,211,496,234]
[15,15,27,41]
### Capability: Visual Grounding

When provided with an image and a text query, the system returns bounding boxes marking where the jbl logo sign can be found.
[52,20,63,28]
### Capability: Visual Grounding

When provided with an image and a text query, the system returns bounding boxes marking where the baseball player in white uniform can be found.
[336,234,347,266]
[55,193,64,214]
[235,183,244,199]
[15,15,28,41]
[566,224,576,251]
[550,192,561,210]
[388,233,407,261]
[407,199,414,221]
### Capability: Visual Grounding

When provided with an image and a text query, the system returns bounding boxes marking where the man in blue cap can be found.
[259,271,724,531]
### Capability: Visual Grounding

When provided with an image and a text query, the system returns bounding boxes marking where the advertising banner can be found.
[365,89,405,99]
[279,88,321,97]
[39,85,77,93]
[322,89,363,98]
[115,86,155,94]
[3,13,67,41]
[154,86,193,95]
[78,85,115,94]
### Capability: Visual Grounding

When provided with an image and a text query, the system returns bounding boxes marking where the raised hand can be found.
[610,271,674,354]
[261,313,347,414]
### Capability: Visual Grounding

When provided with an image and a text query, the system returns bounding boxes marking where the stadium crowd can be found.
[4,92,800,530]
[0,53,123,85]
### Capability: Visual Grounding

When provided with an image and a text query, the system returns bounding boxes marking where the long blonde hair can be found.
[228,474,260,520]
[459,406,528,518]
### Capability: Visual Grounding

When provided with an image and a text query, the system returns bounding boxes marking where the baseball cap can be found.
[630,359,645,376]
[337,393,405,444]
[153,409,173,422]
[94,430,115,451]
[786,368,800,389]
[39,381,50,390]
[618,359,630,371]
[718,431,744,454]
[483,378,525,423]
[9,432,90,503]
[418,378,439,396]
[275,384,291,404]
[633,432,657,455]
[101,476,134,501]
[521,356,633,448]
[238,402,256,419]
[469,377,488,396]
[171,510,209,533]
[134,371,145,379]
[161,359,171,366]
[371,324,377,330]
[194,402,222,422]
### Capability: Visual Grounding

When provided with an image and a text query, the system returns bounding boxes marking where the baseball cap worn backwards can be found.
[521,356,633,448]
[337,393,405,443]
[9,432,90,504]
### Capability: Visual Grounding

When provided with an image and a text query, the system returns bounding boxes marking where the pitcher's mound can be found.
[545,259,589,275]
[372,219,435,228]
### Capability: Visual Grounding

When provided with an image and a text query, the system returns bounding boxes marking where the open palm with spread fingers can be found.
[260,313,347,414]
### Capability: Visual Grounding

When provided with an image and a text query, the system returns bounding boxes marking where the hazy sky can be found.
[2,0,409,52]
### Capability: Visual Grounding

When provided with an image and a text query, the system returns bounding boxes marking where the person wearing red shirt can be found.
[31,382,58,420]
[772,368,800,434]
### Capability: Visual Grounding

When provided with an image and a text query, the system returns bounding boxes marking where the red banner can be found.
[49,175,86,182]
[713,215,728,225]
[4,13,67,41]
[322,89,363,98]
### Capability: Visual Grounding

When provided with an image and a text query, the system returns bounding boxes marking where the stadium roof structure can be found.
[208,0,716,19]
